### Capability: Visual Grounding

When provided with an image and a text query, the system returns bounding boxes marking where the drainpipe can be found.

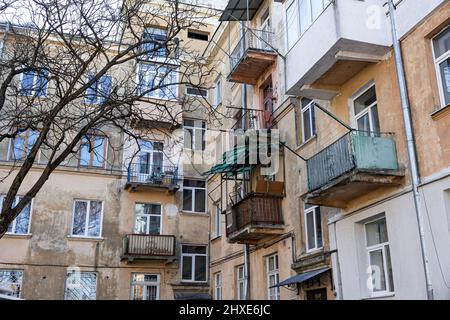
[387,0,433,300]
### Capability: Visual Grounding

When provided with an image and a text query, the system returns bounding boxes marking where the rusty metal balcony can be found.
[226,193,284,244]
[121,234,176,261]
[304,131,404,208]
[228,29,277,84]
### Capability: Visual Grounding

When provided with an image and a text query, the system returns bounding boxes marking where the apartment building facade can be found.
[0,1,221,300]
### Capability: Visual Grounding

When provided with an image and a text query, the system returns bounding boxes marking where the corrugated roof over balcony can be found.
[219,0,264,21]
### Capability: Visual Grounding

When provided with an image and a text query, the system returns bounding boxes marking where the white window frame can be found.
[130,273,160,300]
[133,202,162,235]
[182,179,207,213]
[181,245,208,283]
[432,25,450,108]
[84,74,113,105]
[70,199,104,239]
[79,134,108,168]
[214,77,222,107]
[183,119,206,151]
[137,62,179,101]
[0,269,23,298]
[301,98,316,143]
[236,265,246,300]
[365,218,394,297]
[304,205,323,253]
[185,86,208,98]
[266,254,280,300]
[0,195,33,235]
[351,84,379,134]
[19,69,49,97]
[64,271,97,300]
[214,204,222,238]
[214,272,222,300]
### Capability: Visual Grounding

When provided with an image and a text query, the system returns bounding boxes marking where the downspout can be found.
[332,222,343,300]
[387,0,433,300]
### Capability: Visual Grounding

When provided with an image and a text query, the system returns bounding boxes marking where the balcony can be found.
[285,0,390,99]
[226,191,284,244]
[228,29,277,84]
[304,131,404,208]
[121,234,176,261]
[125,164,180,192]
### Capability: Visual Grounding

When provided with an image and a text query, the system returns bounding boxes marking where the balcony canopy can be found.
[270,267,331,288]
[219,0,264,21]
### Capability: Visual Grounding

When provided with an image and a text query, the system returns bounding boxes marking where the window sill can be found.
[362,292,395,300]
[4,233,32,239]
[210,235,222,242]
[181,211,208,217]
[431,103,450,120]
[67,236,104,242]
[295,135,317,151]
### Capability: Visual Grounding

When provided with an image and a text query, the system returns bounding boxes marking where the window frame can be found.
[236,264,246,300]
[185,86,208,98]
[300,98,316,143]
[137,62,179,101]
[130,273,160,300]
[0,269,23,298]
[364,217,394,297]
[182,179,207,213]
[187,30,209,42]
[214,204,222,238]
[133,202,162,235]
[7,128,40,162]
[183,119,206,151]
[70,199,104,239]
[78,134,108,168]
[64,271,97,300]
[266,254,280,300]
[19,69,49,97]
[214,77,222,107]
[214,272,222,300]
[84,74,113,105]
[181,244,208,283]
[304,205,323,253]
[432,25,450,108]
[0,195,33,235]
[351,84,379,134]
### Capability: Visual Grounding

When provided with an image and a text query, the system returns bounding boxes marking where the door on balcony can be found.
[262,81,274,128]
[134,203,162,235]
[352,85,380,135]
[137,140,164,183]
[259,9,271,50]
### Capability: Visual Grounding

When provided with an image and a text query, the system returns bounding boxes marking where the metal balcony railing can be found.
[230,29,276,72]
[127,163,180,187]
[123,234,176,257]
[306,130,400,192]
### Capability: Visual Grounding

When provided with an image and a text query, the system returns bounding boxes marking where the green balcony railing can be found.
[306,130,399,192]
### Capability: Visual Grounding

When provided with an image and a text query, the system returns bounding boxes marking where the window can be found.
[214,272,222,300]
[71,200,103,238]
[85,74,112,105]
[286,0,300,50]
[79,135,107,168]
[20,69,48,97]
[182,179,206,213]
[130,274,160,300]
[353,85,380,134]
[433,26,450,106]
[142,27,168,59]
[266,254,280,300]
[214,204,221,238]
[365,217,394,295]
[0,195,32,235]
[236,265,245,300]
[137,140,164,181]
[214,77,222,107]
[300,98,316,142]
[134,203,161,235]
[305,204,323,252]
[9,128,39,161]
[181,245,207,282]
[186,86,208,97]
[138,63,178,100]
[64,272,97,300]
[184,119,206,151]
[0,270,23,298]
[187,30,209,41]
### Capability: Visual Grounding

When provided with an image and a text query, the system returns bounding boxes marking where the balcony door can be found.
[259,9,271,50]
[262,81,274,128]
[352,85,380,135]
[134,203,162,235]
[138,140,164,183]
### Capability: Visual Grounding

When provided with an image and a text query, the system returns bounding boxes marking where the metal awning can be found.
[174,292,212,300]
[219,0,265,21]
[270,267,331,288]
